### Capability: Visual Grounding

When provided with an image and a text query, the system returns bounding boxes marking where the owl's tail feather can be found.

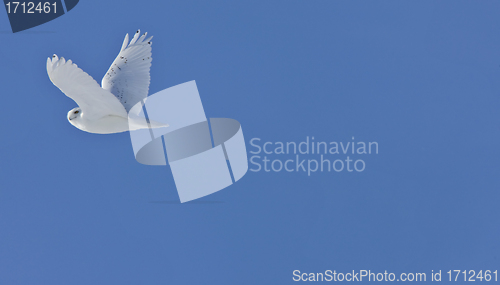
[127,113,169,132]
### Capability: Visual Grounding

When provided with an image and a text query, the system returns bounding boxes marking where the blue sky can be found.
[1,1,499,284]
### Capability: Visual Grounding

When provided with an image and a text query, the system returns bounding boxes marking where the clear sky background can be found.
[1,1,499,284]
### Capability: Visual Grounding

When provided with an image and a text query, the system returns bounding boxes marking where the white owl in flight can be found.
[47,30,167,134]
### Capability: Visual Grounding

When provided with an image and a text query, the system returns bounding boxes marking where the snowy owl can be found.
[47,30,167,134]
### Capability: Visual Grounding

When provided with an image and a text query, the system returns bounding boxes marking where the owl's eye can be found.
[74,110,79,114]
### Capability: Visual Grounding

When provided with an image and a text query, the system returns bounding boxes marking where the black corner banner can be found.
[3,0,79,33]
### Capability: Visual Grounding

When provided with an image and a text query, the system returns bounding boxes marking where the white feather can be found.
[101,29,153,112]
[47,55,127,120]
[47,30,166,134]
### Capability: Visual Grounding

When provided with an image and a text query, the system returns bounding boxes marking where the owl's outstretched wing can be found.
[101,30,153,113]
[47,55,128,120]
